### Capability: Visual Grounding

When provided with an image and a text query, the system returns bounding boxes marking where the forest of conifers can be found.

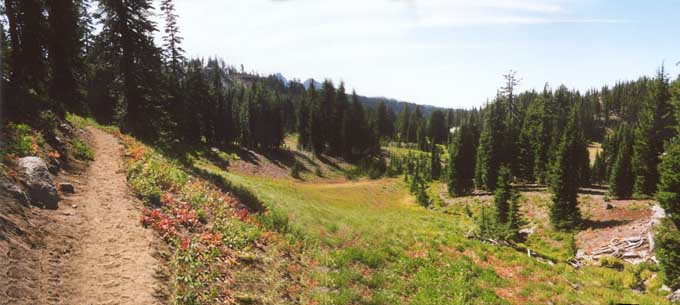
[2,0,680,289]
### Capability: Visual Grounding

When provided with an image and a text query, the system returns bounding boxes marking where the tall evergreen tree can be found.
[408,106,422,143]
[494,166,513,224]
[160,0,184,76]
[549,109,582,230]
[655,137,680,288]
[46,0,86,115]
[475,102,506,191]
[308,84,324,154]
[297,93,310,150]
[398,104,411,142]
[375,101,390,141]
[448,124,477,196]
[633,68,675,196]
[96,0,165,138]
[4,0,49,117]
[609,125,635,199]
[430,143,441,180]
[428,110,447,145]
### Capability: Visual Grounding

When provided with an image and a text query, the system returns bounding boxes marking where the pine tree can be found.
[430,143,441,180]
[408,106,422,143]
[160,0,184,76]
[448,124,477,196]
[376,101,390,141]
[591,151,606,185]
[308,84,324,154]
[417,122,428,151]
[633,68,675,196]
[655,137,680,287]
[320,80,336,152]
[549,108,582,230]
[428,110,447,145]
[46,0,86,115]
[475,102,505,191]
[297,94,310,150]
[398,104,411,143]
[609,125,635,199]
[4,0,49,117]
[97,0,165,138]
[494,166,512,224]
[335,82,349,154]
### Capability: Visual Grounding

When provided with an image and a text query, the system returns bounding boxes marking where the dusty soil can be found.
[1,127,163,305]
[576,197,655,254]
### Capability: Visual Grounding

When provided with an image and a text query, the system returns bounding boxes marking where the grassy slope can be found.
[195,151,670,305]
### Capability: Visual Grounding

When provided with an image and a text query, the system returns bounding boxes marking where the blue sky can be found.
[155,0,680,108]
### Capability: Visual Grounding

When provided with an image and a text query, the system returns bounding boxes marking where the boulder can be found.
[668,289,680,302]
[16,157,59,209]
[0,179,29,205]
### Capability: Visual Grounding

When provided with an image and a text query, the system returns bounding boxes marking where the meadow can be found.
[188,142,670,305]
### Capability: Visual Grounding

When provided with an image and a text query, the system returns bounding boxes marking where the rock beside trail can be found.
[0,178,29,205]
[16,157,59,209]
[668,289,680,302]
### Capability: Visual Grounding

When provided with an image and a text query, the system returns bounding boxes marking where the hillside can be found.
[242,72,456,115]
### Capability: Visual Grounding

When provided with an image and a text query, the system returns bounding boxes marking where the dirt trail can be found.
[50,127,163,304]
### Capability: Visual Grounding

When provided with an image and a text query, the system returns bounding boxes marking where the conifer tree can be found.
[655,136,680,287]
[4,0,49,117]
[549,109,582,230]
[609,125,635,199]
[408,106,422,143]
[97,0,165,138]
[633,68,675,196]
[376,101,390,141]
[475,102,505,190]
[398,104,411,142]
[297,94,310,150]
[430,144,441,180]
[494,166,512,224]
[334,83,349,154]
[417,122,428,151]
[428,110,447,145]
[160,0,184,76]
[308,85,324,154]
[46,0,86,115]
[448,124,477,196]
[591,151,606,185]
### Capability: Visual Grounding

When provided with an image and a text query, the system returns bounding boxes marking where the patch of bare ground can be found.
[576,196,655,259]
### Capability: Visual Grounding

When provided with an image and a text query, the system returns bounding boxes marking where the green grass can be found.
[71,138,94,161]
[193,151,671,305]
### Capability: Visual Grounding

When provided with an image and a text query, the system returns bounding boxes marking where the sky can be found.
[153,0,680,109]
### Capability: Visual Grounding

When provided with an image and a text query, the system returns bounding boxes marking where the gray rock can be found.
[668,289,680,302]
[58,183,75,193]
[605,203,614,210]
[48,157,61,174]
[16,157,59,209]
[0,179,29,205]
